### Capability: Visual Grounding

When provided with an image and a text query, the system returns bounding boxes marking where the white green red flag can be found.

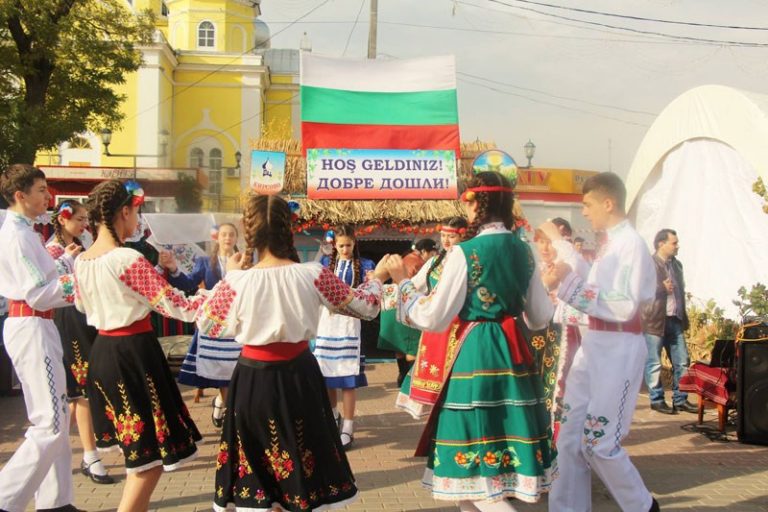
[300,54,460,156]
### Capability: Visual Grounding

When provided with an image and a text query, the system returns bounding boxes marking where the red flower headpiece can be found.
[123,180,145,207]
[439,225,467,235]
[460,186,515,203]
[57,203,74,220]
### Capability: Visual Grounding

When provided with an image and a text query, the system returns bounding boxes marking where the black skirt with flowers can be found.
[87,331,202,472]
[213,349,357,511]
[54,307,98,400]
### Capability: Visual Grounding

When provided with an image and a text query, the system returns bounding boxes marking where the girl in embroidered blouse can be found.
[313,225,375,449]
[158,222,239,428]
[383,172,555,511]
[75,180,206,512]
[46,200,115,485]
[195,194,386,512]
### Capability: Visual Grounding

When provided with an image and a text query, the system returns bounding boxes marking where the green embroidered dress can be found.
[396,223,556,503]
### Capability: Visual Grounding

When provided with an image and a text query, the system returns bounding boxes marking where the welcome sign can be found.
[306,149,458,200]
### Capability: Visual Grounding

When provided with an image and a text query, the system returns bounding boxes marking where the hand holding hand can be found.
[64,243,82,258]
[158,250,178,273]
[385,254,408,284]
[226,252,245,272]
[373,255,391,282]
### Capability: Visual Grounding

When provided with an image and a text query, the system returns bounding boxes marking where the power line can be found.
[123,0,330,125]
[504,0,768,31]
[456,75,650,127]
[456,71,656,116]
[343,0,366,56]
[482,0,768,47]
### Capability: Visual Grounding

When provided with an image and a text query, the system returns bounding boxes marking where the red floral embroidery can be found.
[314,267,352,307]
[216,441,229,470]
[581,289,597,301]
[46,244,64,260]
[353,285,379,307]
[200,281,236,338]
[119,255,203,314]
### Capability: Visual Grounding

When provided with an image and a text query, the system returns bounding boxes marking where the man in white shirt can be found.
[543,172,659,512]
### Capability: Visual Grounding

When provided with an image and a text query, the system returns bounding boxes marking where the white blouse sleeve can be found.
[313,266,382,321]
[15,233,74,309]
[196,276,239,339]
[523,266,555,330]
[117,251,207,322]
[396,247,467,332]
[410,256,434,293]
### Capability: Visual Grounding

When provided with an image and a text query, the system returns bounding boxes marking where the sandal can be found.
[212,397,225,428]
[340,431,354,450]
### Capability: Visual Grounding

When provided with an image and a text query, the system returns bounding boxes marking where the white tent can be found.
[626,85,768,317]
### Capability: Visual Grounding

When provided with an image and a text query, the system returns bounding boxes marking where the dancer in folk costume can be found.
[385,172,555,511]
[377,238,438,386]
[530,221,589,441]
[47,200,115,485]
[75,180,204,512]
[313,225,375,448]
[195,195,385,512]
[395,216,468,420]
[544,172,659,512]
[0,165,82,512]
[159,222,241,428]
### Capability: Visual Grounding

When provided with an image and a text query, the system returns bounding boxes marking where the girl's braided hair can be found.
[86,180,129,246]
[241,194,300,270]
[52,200,85,248]
[328,224,362,287]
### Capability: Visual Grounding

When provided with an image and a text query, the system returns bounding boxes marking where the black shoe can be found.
[36,505,87,512]
[674,400,698,414]
[649,497,660,512]
[650,401,677,415]
[80,460,115,485]
[212,397,225,428]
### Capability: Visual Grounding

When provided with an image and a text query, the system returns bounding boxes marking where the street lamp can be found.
[524,139,536,168]
[235,150,242,169]
[100,128,171,178]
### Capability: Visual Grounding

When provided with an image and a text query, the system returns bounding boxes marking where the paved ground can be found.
[2,363,768,511]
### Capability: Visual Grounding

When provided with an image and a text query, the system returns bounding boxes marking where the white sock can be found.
[473,500,517,512]
[333,409,341,421]
[342,419,354,435]
[83,450,107,476]
[213,395,225,420]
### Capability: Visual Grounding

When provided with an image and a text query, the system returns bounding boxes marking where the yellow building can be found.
[38,0,299,212]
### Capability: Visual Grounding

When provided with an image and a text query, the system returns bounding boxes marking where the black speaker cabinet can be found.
[737,322,768,445]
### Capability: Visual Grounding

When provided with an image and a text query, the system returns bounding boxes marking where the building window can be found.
[161,1,168,16]
[209,148,222,170]
[68,135,91,149]
[190,147,204,168]
[209,170,223,195]
[198,21,215,48]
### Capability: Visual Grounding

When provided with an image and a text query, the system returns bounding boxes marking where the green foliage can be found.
[0,0,154,166]
[755,177,768,214]
[734,283,768,319]
[175,174,203,213]
[686,297,738,353]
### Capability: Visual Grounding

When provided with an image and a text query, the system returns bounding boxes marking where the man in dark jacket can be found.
[642,229,697,414]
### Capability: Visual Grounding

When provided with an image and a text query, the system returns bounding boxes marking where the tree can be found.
[0,0,154,166]
[175,174,203,213]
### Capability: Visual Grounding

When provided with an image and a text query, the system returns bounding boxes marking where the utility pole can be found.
[367,0,378,59]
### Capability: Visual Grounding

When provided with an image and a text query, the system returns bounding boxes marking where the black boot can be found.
[649,497,660,512]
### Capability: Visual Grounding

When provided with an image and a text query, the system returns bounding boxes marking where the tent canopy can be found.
[626,85,768,317]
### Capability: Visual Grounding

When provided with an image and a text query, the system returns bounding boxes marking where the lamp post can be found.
[524,139,536,168]
[100,128,170,178]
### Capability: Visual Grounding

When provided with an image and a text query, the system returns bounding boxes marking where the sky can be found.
[259,0,768,176]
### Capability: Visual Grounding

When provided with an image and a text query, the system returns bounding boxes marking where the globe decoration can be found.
[471,150,518,188]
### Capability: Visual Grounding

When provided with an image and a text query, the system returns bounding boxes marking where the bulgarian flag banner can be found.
[301,54,460,155]
[301,54,461,199]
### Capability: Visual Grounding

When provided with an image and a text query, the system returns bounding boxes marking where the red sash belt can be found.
[98,315,153,336]
[242,341,308,362]
[7,300,54,320]
[588,313,642,334]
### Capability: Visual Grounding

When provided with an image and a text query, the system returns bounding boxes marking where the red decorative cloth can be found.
[679,362,734,406]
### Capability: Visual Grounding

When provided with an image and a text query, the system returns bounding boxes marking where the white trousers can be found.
[0,317,73,512]
[549,331,653,512]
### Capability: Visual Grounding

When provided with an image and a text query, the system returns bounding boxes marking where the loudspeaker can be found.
[737,322,768,445]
